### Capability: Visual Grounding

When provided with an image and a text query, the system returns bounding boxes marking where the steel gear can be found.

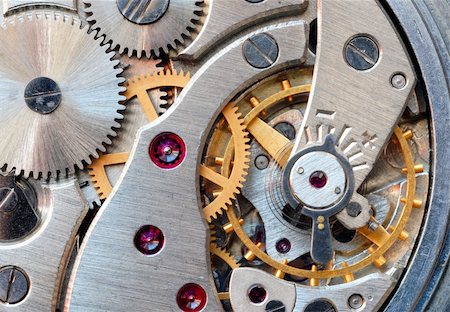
[0,11,124,178]
[88,70,191,200]
[200,103,251,222]
[84,0,204,58]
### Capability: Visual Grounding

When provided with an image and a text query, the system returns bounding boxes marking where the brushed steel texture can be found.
[3,0,76,15]
[0,178,87,311]
[292,0,415,187]
[66,20,307,312]
[180,0,307,60]
[84,0,203,58]
[229,268,296,312]
[229,267,394,312]
[244,136,310,263]
[290,0,415,229]
[294,273,393,311]
[0,11,125,178]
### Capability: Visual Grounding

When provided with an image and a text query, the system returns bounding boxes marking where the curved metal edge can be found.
[382,0,450,311]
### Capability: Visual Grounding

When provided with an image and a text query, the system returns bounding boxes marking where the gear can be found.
[0,11,124,178]
[205,69,420,287]
[84,0,204,58]
[200,103,251,222]
[226,125,418,280]
[210,242,240,270]
[88,70,190,201]
[125,69,191,120]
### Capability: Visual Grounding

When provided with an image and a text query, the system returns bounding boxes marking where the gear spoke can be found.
[200,165,229,188]
[246,118,291,165]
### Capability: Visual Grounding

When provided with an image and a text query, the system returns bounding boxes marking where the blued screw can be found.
[0,187,18,213]
[345,35,379,70]
[243,33,279,69]
[24,77,62,114]
[0,266,30,305]
[117,0,169,25]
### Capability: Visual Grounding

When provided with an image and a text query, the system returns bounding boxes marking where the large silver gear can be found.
[0,11,125,178]
[83,0,203,58]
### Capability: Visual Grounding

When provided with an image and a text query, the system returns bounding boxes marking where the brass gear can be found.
[200,103,251,222]
[89,70,190,200]
[210,242,240,270]
[206,70,420,283]
[225,126,418,279]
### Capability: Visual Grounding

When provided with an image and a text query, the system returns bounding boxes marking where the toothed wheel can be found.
[84,0,204,58]
[86,69,191,203]
[200,103,251,222]
[0,11,124,178]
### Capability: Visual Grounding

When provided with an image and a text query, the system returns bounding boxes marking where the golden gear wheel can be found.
[225,126,418,280]
[200,103,251,222]
[89,69,190,200]
[210,242,240,270]
[206,76,420,283]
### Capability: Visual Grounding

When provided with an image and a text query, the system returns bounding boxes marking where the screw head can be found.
[117,0,169,25]
[345,35,379,70]
[243,33,279,69]
[346,202,362,217]
[0,187,18,213]
[255,155,269,170]
[266,300,286,312]
[274,122,296,140]
[334,187,342,194]
[0,266,30,305]
[348,293,364,309]
[391,73,407,89]
[24,77,62,114]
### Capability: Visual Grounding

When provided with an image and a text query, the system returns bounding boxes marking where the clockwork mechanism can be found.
[0,1,448,312]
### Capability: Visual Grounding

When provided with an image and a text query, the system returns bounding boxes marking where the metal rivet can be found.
[243,33,279,69]
[391,73,407,89]
[345,36,379,70]
[255,155,269,170]
[334,187,341,194]
[117,0,170,25]
[348,293,364,309]
[297,167,304,174]
[0,266,30,305]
